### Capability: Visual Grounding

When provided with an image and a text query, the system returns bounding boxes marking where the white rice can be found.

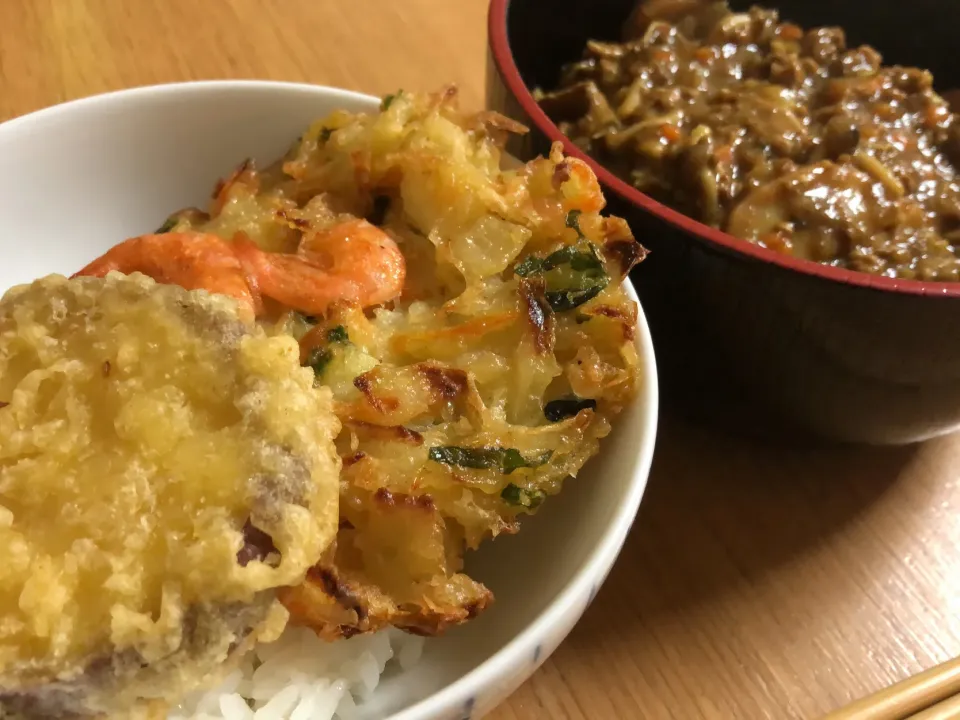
[168,627,425,720]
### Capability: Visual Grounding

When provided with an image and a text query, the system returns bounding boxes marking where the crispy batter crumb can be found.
[0,273,340,717]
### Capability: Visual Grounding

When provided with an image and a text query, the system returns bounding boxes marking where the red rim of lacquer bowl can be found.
[487,0,960,299]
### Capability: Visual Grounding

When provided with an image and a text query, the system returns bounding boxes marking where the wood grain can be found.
[2,2,959,718]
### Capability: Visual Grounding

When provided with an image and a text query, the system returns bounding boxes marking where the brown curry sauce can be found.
[538,1,960,281]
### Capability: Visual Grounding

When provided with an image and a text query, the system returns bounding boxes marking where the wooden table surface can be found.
[3,1,959,718]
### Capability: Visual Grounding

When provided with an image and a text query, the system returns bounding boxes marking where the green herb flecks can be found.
[155,216,177,234]
[512,236,609,312]
[501,483,546,509]
[569,244,606,277]
[304,347,333,377]
[565,209,585,239]
[326,325,349,343]
[545,283,606,312]
[514,244,605,278]
[319,127,333,142]
[381,90,403,111]
[514,246,572,277]
[301,325,350,377]
[544,396,598,422]
[428,446,553,474]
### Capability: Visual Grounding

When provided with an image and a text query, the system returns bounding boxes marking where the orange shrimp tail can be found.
[73,232,259,320]
[72,242,132,279]
[73,220,405,321]
[236,220,406,317]
[305,219,407,307]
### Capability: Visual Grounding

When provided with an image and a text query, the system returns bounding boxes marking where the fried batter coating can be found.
[0,273,340,718]
[161,87,646,640]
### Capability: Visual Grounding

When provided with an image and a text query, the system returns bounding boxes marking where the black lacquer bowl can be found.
[488,0,960,445]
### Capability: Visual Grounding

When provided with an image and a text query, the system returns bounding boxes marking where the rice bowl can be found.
[169,628,424,720]
[0,81,658,720]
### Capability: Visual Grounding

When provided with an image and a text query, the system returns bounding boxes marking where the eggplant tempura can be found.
[0,273,340,718]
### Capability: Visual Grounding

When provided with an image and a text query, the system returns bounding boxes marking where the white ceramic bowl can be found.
[0,81,659,720]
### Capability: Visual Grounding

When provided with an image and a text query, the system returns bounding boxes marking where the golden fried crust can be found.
[0,273,340,717]
[176,89,645,641]
[278,487,493,640]
[279,565,492,640]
